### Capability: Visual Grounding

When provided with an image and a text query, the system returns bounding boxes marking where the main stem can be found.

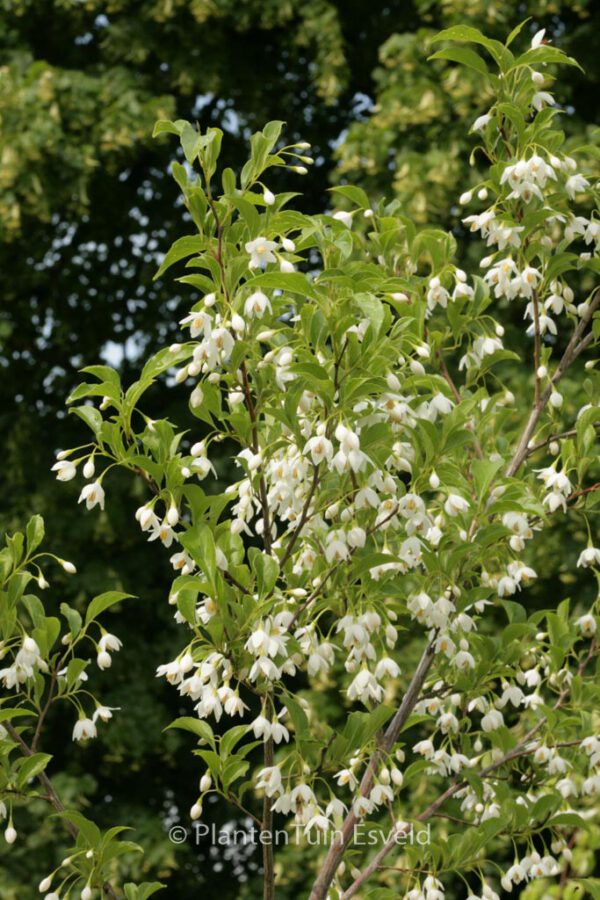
[262,732,275,900]
[309,639,437,900]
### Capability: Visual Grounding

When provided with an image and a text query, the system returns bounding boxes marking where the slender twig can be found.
[279,465,320,569]
[531,288,542,409]
[240,361,272,554]
[437,349,483,459]
[507,288,600,477]
[527,421,600,457]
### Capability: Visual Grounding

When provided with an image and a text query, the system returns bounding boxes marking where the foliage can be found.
[0,515,163,897]
[2,6,600,899]
[20,23,600,900]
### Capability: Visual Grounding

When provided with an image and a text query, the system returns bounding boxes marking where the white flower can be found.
[444,494,470,517]
[481,709,504,732]
[245,237,278,269]
[244,290,272,319]
[93,706,116,723]
[332,210,353,228]
[180,309,212,338]
[532,91,555,111]
[471,113,492,133]
[531,28,546,49]
[78,481,105,511]
[304,433,333,466]
[99,633,122,653]
[576,614,597,636]
[72,717,97,742]
[270,720,290,744]
[565,174,590,198]
[251,715,272,740]
[577,547,600,568]
[52,460,77,481]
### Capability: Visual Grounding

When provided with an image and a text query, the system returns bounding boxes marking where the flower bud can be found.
[200,773,212,792]
[83,458,95,479]
[429,472,440,490]
[167,505,179,526]
[62,561,77,574]
[550,391,563,408]
[191,801,203,820]
[97,651,112,670]
[39,876,53,892]
[263,188,275,206]
[5,825,17,844]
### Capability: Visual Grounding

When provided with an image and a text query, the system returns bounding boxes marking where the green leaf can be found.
[25,515,45,554]
[221,758,250,791]
[66,658,88,689]
[180,122,203,164]
[0,707,35,723]
[179,524,216,587]
[153,235,204,281]
[152,119,181,138]
[506,19,531,46]
[329,185,370,209]
[56,810,101,847]
[471,458,503,498]
[60,602,83,638]
[429,46,489,77]
[247,271,318,300]
[531,792,560,822]
[124,883,166,900]
[248,548,279,596]
[70,405,103,434]
[430,25,512,71]
[17,752,52,788]
[166,717,215,747]
[220,725,251,759]
[85,591,134,626]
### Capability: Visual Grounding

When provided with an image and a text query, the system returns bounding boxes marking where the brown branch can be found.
[507,288,600,478]
[309,638,437,900]
[436,350,483,459]
[532,289,542,409]
[278,465,320,570]
[240,361,272,555]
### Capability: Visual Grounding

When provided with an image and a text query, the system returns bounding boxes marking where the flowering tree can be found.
[3,21,600,900]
